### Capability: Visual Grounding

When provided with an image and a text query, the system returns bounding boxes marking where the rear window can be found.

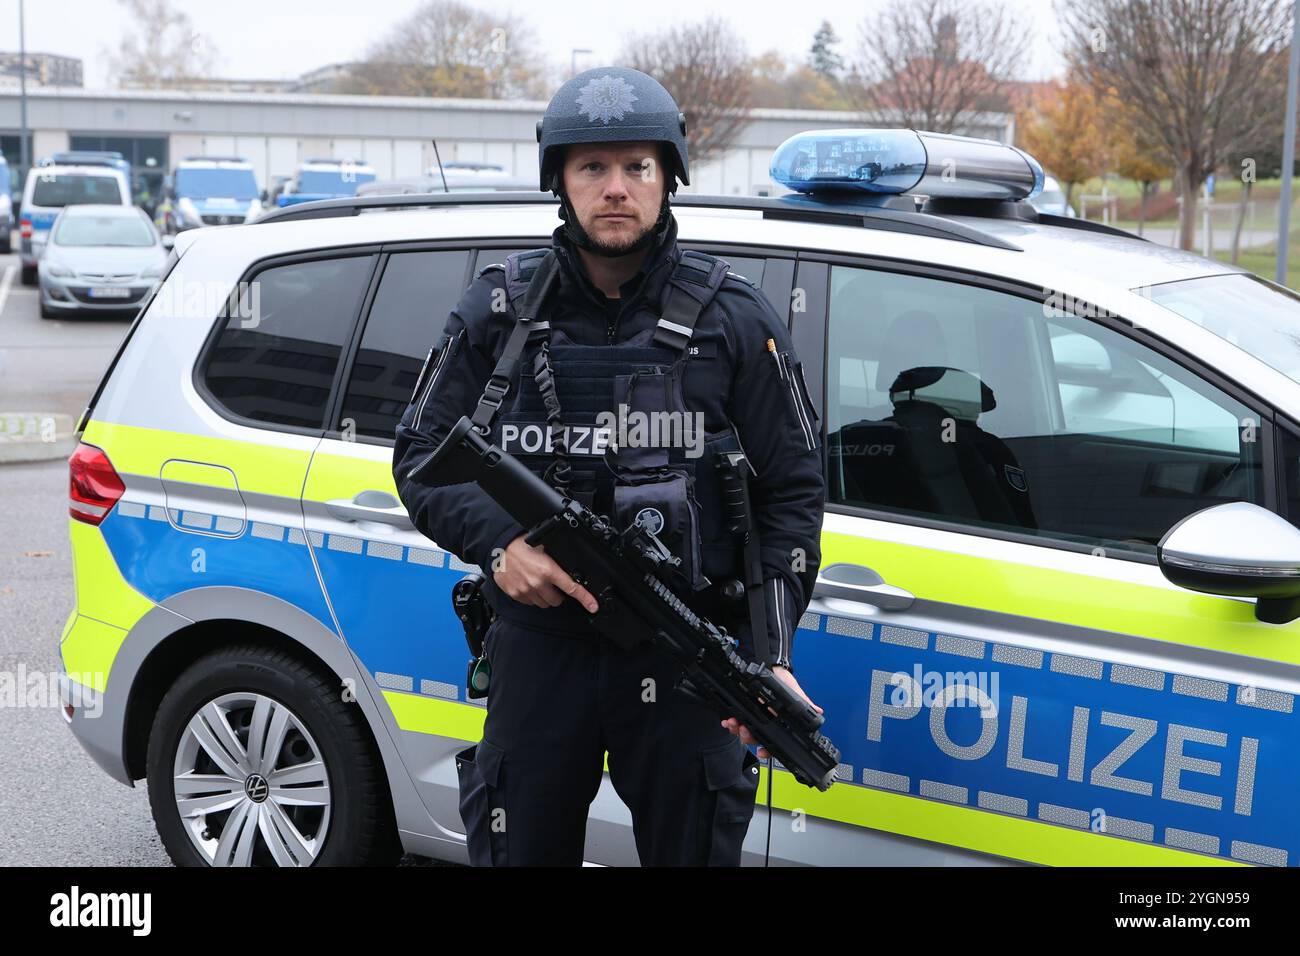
[199,254,376,430]
[55,214,154,247]
[337,249,470,439]
[32,174,122,207]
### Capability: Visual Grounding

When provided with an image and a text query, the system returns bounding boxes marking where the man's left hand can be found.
[720,666,822,760]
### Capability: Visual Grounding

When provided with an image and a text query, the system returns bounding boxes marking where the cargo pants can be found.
[455,616,761,866]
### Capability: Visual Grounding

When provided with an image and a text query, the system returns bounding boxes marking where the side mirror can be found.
[1051,332,1111,380]
[1157,502,1300,624]
[160,234,174,250]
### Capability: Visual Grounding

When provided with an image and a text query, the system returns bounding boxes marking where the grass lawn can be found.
[1057,175,1300,288]
[1210,244,1300,290]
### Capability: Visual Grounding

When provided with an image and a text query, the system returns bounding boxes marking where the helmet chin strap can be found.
[555,181,672,259]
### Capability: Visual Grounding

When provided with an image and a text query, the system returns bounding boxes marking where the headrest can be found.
[888,366,996,420]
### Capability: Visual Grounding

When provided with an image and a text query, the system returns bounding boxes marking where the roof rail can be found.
[921,197,1147,242]
[253,190,1023,251]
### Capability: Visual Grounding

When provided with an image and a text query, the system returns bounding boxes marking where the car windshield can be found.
[1144,273,1300,384]
[176,167,258,200]
[54,214,154,247]
[31,175,123,207]
[297,169,375,193]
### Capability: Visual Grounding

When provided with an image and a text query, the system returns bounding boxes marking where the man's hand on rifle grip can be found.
[493,533,600,613]
[720,666,822,759]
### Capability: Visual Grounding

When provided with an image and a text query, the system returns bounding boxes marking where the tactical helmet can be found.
[538,67,689,192]
[537,67,689,256]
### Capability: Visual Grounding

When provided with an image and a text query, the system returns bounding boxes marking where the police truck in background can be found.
[156,156,264,234]
[19,160,132,285]
[276,159,376,207]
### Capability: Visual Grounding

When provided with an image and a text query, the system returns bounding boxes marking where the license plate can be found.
[88,286,131,299]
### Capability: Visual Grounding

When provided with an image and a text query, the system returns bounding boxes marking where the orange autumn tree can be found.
[1017,75,1109,211]
[1105,92,1173,237]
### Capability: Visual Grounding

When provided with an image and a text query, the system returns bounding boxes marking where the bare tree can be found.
[1061,0,1290,250]
[847,0,1030,132]
[342,0,550,99]
[618,18,754,168]
[105,0,218,90]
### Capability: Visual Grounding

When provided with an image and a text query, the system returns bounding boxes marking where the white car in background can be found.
[1029,175,1078,218]
[19,162,132,285]
[38,204,171,319]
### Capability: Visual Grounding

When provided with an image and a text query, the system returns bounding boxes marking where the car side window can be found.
[338,249,471,440]
[825,264,1264,557]
[199,254,375,430]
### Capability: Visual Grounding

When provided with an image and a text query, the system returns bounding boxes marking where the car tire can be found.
[0,232,11,255]
[146,643,400,867]
[20,263,36,286]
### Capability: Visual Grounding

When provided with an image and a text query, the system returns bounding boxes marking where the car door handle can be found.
[813,562,915,611]
[324,491,413,528]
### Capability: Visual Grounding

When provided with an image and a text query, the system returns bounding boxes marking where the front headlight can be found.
[44,261,74,278]
[177,197,204,227]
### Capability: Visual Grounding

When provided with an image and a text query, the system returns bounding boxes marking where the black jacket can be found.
[392,212,825,666]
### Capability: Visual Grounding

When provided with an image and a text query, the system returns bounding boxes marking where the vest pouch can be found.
[612,469,704,592]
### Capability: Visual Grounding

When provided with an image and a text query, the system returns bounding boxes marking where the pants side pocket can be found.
[699,738,760,866]
[455,739,507,866]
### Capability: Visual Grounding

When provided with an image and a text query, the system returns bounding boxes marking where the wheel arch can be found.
[112,587,430,844]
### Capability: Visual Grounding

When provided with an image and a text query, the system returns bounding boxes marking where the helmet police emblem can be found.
[244,773,270,803]
[575,74,638,124]
[634,507,665,535]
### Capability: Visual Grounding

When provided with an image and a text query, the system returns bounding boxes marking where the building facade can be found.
[0,86,1015,201]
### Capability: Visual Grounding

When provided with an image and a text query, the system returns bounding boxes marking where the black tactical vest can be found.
[472,247,744,606]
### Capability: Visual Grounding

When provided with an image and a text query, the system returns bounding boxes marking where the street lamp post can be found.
[18,0,29,182]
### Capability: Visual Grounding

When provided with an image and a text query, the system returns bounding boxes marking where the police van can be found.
[19,160,132,285]
[58,129,1300,867]
[276,158,377,207]
[157,156,264,234]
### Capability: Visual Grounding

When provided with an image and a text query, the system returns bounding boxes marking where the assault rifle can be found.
[412,415,840,791]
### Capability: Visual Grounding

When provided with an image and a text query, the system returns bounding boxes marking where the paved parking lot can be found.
[0,249,170,865]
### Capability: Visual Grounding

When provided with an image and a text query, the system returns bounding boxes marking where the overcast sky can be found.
[1,0,1067,90]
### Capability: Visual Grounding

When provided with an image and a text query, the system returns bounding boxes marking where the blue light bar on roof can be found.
[770,129,1044,201]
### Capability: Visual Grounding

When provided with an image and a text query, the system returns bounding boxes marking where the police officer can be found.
[393,67,826,866]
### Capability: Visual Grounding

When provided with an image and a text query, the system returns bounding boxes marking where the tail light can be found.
[69,442,125,525]
[19,217,31,239]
